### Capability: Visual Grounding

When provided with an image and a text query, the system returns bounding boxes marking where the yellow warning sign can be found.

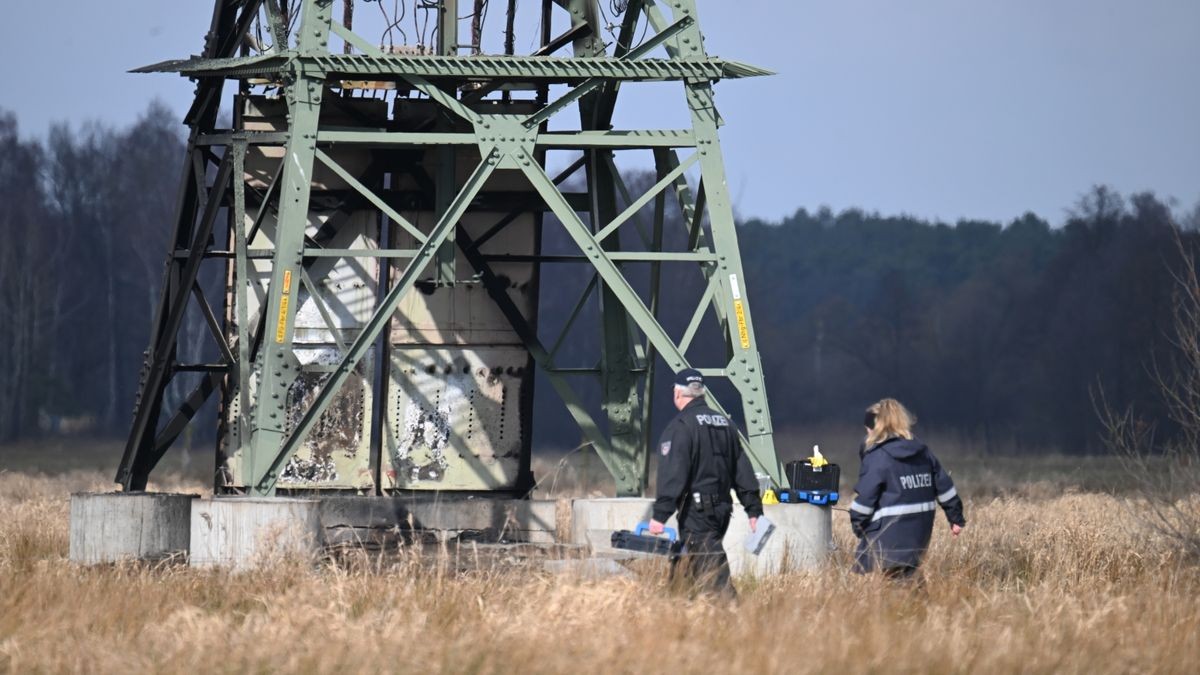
[282,270,293,294]
[733,299,750,349]
[274,295,290,343]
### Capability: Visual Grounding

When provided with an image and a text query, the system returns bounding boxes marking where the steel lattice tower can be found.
[116,0,783,497]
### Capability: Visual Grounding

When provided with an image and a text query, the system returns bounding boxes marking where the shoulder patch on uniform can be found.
[660,441,671,456]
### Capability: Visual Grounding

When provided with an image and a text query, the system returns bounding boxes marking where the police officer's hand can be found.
[950,523,963,537]
[748,517,758,534]
[648,519,666,535]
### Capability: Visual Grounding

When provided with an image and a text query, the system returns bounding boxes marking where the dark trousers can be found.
[882,564,920,581]
[670,503,735,597]
[854,539,924,583]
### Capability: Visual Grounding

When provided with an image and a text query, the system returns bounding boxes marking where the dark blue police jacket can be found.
[849,437,966,571]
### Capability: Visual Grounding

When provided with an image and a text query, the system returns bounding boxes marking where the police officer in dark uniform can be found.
[648,369,763,596]
[850,398,966,578]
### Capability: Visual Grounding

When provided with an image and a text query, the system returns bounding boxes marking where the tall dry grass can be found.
[2,466,1199,673]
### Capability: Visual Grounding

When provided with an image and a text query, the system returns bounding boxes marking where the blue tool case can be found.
[610,522,683,556]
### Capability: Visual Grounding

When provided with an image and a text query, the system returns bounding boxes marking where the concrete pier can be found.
[314,496,563,546]
[570,497,831,573]
[69,492,195,564]
[724,502,833,576]
[189,497,323,570]
[570,498,678,553]
[69,492,830,574]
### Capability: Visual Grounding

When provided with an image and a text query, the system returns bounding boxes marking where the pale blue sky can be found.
[2,1,1197,224]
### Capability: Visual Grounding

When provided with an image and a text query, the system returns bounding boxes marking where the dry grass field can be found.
[2,440,1199,674]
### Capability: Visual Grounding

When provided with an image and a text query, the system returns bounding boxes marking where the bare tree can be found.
[45,122,125,430]
[1099,232,1200,559]
[0,112,57,440]
[1184,201,1200,232]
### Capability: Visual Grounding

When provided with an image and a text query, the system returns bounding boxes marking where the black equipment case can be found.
[611,522,683,556]
[786,459,840,492]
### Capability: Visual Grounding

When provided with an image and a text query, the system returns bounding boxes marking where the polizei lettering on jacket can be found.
[695,414,729,427]
[899,473,933,490]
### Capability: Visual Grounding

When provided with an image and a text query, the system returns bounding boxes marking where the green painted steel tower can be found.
[115,0,783,498]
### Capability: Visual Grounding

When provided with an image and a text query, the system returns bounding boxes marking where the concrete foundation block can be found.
[190,497,323,570]
[69,492,196,564]
[318,495,506,544]
[724,502,832,577]
[567,498,831,575]
[504,499,561,544]
[570,498,678,552]
[317,496,564,545]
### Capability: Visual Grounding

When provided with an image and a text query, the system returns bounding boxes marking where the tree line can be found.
[0,104,188,442]
[736,192,1195,452]
[0,103,1194,455]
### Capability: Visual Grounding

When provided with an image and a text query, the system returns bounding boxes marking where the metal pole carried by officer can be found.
[648,369,763,596]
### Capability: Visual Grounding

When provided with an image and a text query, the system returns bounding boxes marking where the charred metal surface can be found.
[385,348,529,490]
[280,370,366,484]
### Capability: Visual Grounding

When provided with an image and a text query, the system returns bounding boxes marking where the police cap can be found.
[675,368,704,388]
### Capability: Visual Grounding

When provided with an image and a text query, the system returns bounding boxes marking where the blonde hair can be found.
[865,398,915,448]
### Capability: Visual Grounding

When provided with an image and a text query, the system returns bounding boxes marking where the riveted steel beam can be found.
[134,54,771,82]
[308,129,695,149]
[244,0,335,492]
[263,0,288,53]
[231,141,252,465]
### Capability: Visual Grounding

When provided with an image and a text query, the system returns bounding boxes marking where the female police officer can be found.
[849,398,966,578]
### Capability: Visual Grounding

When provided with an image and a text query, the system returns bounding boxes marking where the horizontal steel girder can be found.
[195,129,696,149]
[133,54,772,82]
